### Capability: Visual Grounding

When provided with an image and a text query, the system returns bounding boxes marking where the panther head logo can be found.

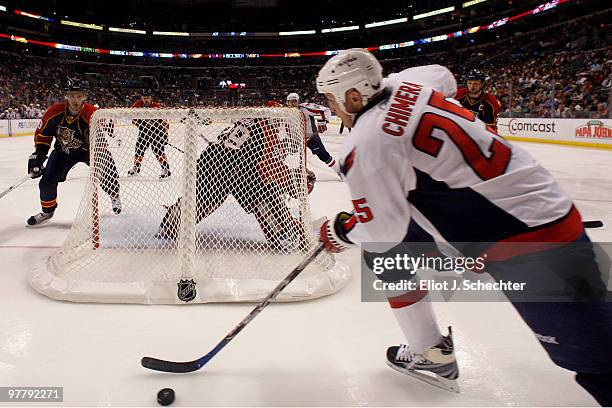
[56,126,82,152]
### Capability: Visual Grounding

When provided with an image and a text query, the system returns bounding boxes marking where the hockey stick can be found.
[583,220,604,228]
[166,142,184,154]
[168,138,213,153]
[0,174,33,200]
[141,243,325,373]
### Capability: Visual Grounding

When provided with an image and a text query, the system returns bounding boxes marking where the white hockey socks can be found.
[388,290,443,355]
[326,158,341,174]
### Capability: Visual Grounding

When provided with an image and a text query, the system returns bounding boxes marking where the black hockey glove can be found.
[28,148,47,179]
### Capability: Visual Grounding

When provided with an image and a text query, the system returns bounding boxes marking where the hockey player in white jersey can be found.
[316,49,612,404]
[286,93,341,175]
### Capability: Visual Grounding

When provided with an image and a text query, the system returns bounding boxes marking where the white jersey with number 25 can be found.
[338,65,578,248]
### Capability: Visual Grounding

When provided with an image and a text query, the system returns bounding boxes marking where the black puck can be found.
[157,388,175,406]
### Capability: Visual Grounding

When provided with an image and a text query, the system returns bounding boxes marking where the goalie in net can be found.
[157,115,316,252]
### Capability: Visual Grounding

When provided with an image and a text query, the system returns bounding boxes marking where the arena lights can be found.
[210,54,256,58]
[462,0,487,8]
[0,33,26,43]
[484,17,508,29]
[321,25,360,33]
[153,31,190,36]
[109,27,146,35]
[0,33,108,52]
[278,30,316,36]
[208,32,252,37]
[0,0,571,59]
[533,0,563,13]
[61,20,103,30]
[364,17,407,28]
[0,5,6,12]
[413,6,455,20]
[14,10,55,22]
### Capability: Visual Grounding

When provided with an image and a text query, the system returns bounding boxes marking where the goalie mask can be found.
[316,48,383,117]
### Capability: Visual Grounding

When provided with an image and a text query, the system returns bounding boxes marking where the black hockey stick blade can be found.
[583,220,604,228]
[141,243,325,374]
[141,356,201,373]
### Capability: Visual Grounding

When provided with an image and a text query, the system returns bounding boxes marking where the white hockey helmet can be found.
[316,48,383,112]
[286,92,299,102]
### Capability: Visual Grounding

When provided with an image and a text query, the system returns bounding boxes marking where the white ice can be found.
[1,124,610,406]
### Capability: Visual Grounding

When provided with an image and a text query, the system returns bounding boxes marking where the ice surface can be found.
[1,124,608,406]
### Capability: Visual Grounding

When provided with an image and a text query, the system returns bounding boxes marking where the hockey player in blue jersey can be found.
[27,78,121,225]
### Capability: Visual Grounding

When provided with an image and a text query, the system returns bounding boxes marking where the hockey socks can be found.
[388,289,443,355]
[326,157,341,174]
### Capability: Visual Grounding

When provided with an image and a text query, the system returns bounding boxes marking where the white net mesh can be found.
[30,107,350,304]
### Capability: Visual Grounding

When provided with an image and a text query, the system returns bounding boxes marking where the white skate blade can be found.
[386,361,460,393]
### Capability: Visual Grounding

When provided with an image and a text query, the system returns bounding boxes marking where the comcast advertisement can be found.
[497,117,612,147]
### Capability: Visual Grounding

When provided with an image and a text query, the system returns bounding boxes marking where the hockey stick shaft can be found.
[166,142,184,154]
[0,174,32,199]
[141,243,326,373]
[169,135,214,154]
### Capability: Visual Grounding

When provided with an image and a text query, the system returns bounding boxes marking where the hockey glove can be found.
[28,148,47,179]
[316,119,328,134]
[320,211,354,253]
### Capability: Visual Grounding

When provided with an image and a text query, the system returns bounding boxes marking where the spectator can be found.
[0,27,610,118]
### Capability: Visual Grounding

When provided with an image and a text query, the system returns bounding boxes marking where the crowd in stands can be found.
[486,48,611,119]
[0,105,44,119]
[1,9,610,119]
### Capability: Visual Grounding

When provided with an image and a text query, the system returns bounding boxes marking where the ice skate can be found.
[111,196,122,215]
[159,166,171,180]
[26,211,54,226]
[386,327,460,393]
[127,164,141,176]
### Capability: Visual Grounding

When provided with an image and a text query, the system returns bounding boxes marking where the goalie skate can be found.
[386,327,460,393]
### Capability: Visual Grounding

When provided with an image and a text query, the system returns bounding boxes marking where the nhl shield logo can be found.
[177,279,197,302]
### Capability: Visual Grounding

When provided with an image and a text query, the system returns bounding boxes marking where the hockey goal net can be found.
[30,107,349,304]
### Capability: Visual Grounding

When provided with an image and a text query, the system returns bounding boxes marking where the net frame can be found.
[30,107,350,304]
